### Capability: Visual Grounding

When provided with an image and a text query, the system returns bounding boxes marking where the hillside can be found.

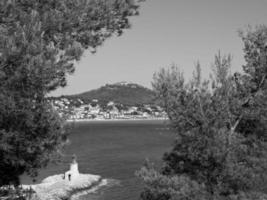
[66,82,156,106]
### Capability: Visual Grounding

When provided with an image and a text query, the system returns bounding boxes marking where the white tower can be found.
[65,154,79,181]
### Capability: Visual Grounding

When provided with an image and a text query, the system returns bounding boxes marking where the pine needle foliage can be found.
[0,0,142,186]
[138,26,267,200]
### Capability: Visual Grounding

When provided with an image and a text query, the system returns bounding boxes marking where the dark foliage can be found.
[0,0,142,186]
[138,26,267,200]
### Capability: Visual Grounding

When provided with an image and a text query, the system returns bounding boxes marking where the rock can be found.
[23,173,102,200]
[21,156,105,200]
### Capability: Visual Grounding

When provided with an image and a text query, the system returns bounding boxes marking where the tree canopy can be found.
[138,26,267,200]
[0,0,142,186]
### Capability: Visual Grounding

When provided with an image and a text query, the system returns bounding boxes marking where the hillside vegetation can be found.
[65,82,156,106]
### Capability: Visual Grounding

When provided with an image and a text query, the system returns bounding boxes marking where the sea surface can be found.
[21,120,175,200]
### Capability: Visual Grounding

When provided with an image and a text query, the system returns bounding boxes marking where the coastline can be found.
[70,179,108,200]
[67,118,169,123]
[22,173,104,200]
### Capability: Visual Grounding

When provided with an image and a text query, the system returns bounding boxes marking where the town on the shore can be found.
[49,97,168,121]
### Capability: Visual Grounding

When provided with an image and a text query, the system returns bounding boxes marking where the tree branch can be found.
[196,89,208,125]
[230,74,266,138]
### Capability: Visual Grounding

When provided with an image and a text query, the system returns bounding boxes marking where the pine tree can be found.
[138,26,267,200]
[0,0,142,186]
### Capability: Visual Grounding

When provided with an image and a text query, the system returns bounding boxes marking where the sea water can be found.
[21,120,174,200]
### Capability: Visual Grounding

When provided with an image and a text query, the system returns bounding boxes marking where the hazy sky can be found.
[51,0,267,96]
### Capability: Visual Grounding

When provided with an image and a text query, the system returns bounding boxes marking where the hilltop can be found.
[49,82,167,121]
[64,82,156,106]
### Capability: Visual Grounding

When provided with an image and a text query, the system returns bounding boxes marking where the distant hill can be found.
[65,82,156,106]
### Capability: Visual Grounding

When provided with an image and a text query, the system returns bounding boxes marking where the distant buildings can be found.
[50,98,168,121]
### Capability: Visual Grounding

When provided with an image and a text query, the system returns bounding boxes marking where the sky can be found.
[51,0,267,96]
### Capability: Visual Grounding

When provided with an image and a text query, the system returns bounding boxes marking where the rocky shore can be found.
[21,156,105,200]
[22,173,104,200]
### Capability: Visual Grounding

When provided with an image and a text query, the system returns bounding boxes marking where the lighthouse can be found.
[65,154,79,181]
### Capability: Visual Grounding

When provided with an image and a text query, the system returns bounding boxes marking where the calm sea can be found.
[21,120,175,200]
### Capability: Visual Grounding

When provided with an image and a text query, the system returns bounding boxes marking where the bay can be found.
[21,120,175,200]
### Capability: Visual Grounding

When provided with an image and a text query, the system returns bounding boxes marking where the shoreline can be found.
[67,118,169,123]
[22,173,104,200]
[70,179,108,200]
